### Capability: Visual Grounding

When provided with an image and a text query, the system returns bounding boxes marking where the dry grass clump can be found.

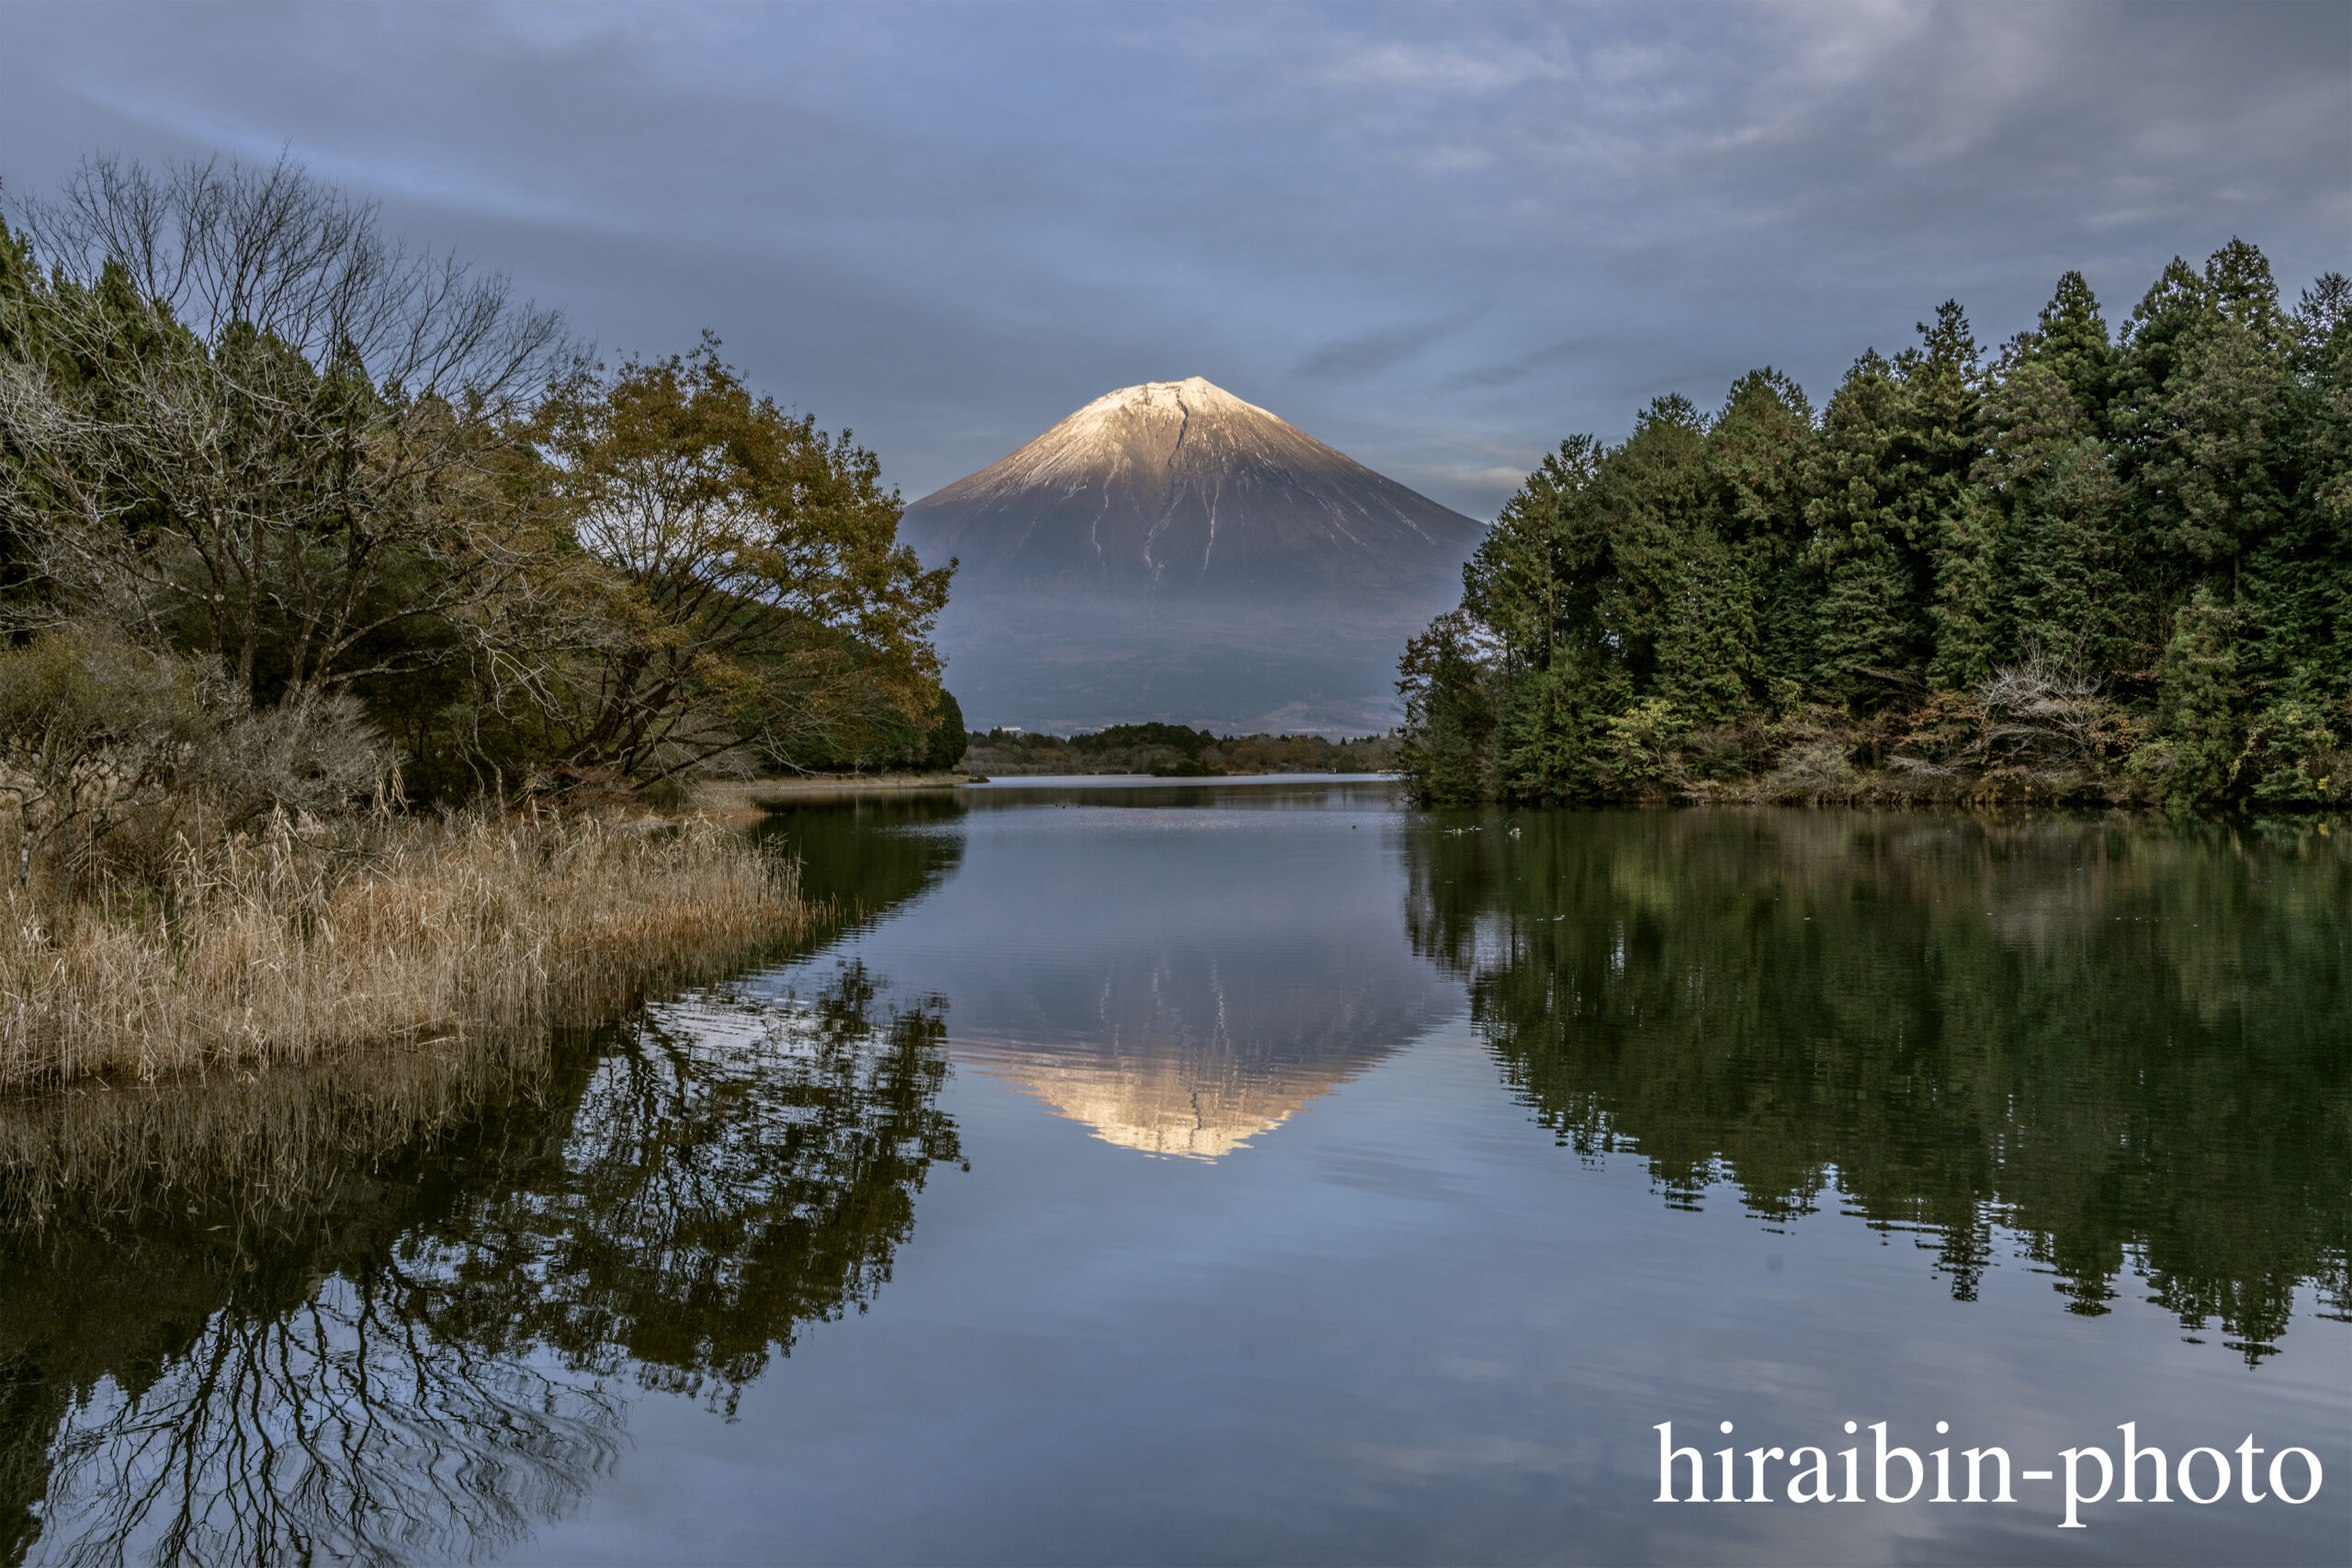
[0,811,805,1092]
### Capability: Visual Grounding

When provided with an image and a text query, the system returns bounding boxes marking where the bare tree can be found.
[0,152,570,698]
[1973,649,2121,770]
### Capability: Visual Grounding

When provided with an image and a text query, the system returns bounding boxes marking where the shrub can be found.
[1761,741,1860,802]
[188,686,401,824]
[1974,650,2132,772]
[1592,698,1689,795]
[0,626,401,893]
[2245,686,2349,805]
[0,627,209,888]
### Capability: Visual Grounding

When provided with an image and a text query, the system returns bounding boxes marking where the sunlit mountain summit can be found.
[907,377,1476,598]
[899,378,1483,734]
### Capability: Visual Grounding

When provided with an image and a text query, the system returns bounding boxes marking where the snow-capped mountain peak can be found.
[902,378,1477,598]
[896,377,1485,734]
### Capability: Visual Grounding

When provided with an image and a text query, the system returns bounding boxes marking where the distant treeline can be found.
[1400,242,2351,809]
[0,154,958,827]
[965,722,1397,776]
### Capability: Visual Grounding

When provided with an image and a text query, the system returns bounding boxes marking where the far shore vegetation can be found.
[1398,242,2351,811]
[962,723,1398,777]
[0,153,957,1113]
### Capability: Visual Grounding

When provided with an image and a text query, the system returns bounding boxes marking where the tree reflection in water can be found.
[3,959,959,1566]
[1408,809,2351,1359]
[34,1278,619,1568]
[408,961,959,1411]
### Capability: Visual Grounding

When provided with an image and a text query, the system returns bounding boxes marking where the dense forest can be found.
[963,722,1396,776]
[1399,243,2351,809]
[0,154,959,830]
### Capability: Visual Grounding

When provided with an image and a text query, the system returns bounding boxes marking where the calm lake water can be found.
[7,781,2347,1565]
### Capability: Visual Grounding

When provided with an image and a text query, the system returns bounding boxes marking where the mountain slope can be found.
[899,378,1485,732]
[906,378,1479,599]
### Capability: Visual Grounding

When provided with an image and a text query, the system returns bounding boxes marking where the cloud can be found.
[1294,307,1484,383]
[1316,39,1567,94]
[2,0,2342,528]
[1438,336,1611,394]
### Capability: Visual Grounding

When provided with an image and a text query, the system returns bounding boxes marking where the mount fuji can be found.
[899,378,1483,734]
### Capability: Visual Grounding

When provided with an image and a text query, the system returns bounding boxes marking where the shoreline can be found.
[693,770,1406,813]
[0,813,818,1230]
[965,771,1398,788]
[692,773,974,816]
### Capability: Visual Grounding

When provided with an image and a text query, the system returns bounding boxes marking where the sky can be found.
[3,1,2345,521]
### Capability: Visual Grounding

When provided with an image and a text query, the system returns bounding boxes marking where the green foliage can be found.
[1977,358,2132,671]
[0,158,951,810]
[1078,722,1218,759]
[773,682,967,774]
[2245,684,2347,806]
[1396,612,1498,805]
[961,727,1396,778]
[1399,242,2352,810]
[1592,697,1688,795]
[923,688,967,771]
[2152,590,2245,805]
[1491,647,1619,802]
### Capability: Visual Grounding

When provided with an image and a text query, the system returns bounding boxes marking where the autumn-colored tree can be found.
[507,341,952,784]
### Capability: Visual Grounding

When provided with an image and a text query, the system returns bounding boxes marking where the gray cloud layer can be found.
[3,2,2343,518]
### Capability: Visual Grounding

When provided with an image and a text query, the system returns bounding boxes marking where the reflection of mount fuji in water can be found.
[775,784,1460,1159]
[959,941,1453,1159]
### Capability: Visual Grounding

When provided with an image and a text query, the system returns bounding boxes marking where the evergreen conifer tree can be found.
[2022,270,2116,423]
[1395,243,2347,809]
[1804,353,1929,703]
[1977,358,2126,671]
[2154,589,2245,804]
[1702,369,1816,709]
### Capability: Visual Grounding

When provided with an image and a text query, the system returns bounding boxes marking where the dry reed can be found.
[0,812,807,1092]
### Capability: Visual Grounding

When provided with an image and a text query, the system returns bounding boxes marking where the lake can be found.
[7,781,2346,1565]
